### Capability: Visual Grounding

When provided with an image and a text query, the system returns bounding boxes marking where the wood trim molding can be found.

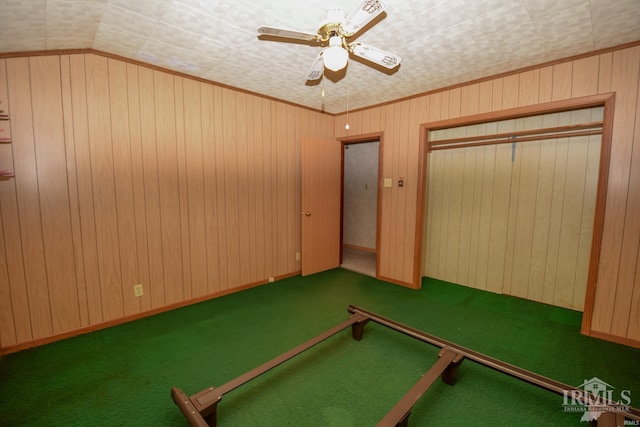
[589,329,640,349]
[0,48,329,116]
[580,93,616,335]
[0,271,300,356]
[424,93,614,131]
[343,244,376,253]
[341,40,640,116]
[378,274,417,289]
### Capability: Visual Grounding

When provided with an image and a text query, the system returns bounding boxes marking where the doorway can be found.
[340,140,380,277]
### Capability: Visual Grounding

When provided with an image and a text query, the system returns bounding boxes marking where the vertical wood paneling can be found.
[253,97,267,281]
[593,47,640,333]
[173,77,191,300]
[68,55,103,325]
[492,78,504,111]
[598,52,613,94]
[572,56,600,97]
[222,88,240,288]
[626,94,640,340]
[460,84,480,117]
[499,120,519,295]
[154,71,184,304]
[542,116,570,306]
[30,56,80,333]
[1,52,335,352]
[0,58,31,345]
[424,110,601,311]
[236,92,251,284]
[245,96,259,282]
[478,81,493,114]
[573,132,601,310]
[476,144,496,290]
[201,83,221,294]
[126,62,150,313]
[108,58,139,316]
[85,55,123,321]
[527,117,558,303]
[183,78,208,299]
[610,51,640,337]
[0,58,16,346]
[509,118,542,300]
[59,56,90,326]
[502,74,520,108]
[406,98,424,281]
[261,97,274,278]
[379,104,394,278]
[138,66,165,309]
[518,69,540,106]
[538,66,553,103]
[0,209,15,347]
[394,101,409,280]
[552,62,573,100]
[7,57,52,339]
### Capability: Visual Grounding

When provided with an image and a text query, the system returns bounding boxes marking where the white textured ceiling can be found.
[0,0,639,114]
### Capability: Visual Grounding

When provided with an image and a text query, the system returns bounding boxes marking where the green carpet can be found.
[1,269,639,426]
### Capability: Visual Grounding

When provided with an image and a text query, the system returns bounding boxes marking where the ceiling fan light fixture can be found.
[323,35,349,71]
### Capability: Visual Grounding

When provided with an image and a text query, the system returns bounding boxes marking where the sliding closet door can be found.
[423,108,602,311]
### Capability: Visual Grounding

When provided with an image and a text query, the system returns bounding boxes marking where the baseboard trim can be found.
[588,330,640,349]
[343,244,376,253]
[377,274,420,289]
[0,271,301,356]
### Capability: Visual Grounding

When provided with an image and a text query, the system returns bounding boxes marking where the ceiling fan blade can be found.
[341,0,386,36]
[306,52,324,81]
[349,42,401,69]
[257,25,319,42]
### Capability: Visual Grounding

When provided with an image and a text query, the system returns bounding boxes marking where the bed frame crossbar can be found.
[171,305,640,427]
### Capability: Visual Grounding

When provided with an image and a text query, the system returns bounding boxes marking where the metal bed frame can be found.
[171,305,640,427]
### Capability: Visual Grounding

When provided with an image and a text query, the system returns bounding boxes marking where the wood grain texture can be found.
[7,57,53,339]
[0,52,334,351]
[29,56,80,334]
[592,47,640,334]
[4,43,640,350]
[423,110,601,311]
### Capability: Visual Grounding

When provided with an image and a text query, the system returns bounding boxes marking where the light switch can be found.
[384,178,392,188]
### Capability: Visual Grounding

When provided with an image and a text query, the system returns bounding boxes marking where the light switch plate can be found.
[384,178,392,188]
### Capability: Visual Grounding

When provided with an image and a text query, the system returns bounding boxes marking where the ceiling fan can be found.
[257,0,401,81]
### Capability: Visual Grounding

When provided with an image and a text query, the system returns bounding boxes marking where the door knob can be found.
[302,211,311,216]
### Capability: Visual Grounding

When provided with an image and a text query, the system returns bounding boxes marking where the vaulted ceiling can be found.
[1,0,639,113]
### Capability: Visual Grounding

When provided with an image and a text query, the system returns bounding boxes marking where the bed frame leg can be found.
[396,411,411,427]
[351,318,370,341]
[439,348,465,385]
[202,408,217,427]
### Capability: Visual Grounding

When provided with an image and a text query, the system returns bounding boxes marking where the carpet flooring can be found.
[1,269,639,426]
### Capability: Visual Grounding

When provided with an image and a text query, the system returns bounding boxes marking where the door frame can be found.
[338,132,384,277]
[414,93,615,336]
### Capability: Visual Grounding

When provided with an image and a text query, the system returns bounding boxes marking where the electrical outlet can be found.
[268,277,274,283]
[134,284,144,297]
[296,252,301,261]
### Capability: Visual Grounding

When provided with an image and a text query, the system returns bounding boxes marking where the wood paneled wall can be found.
[0,53,333,351]
[335,44,640,346]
